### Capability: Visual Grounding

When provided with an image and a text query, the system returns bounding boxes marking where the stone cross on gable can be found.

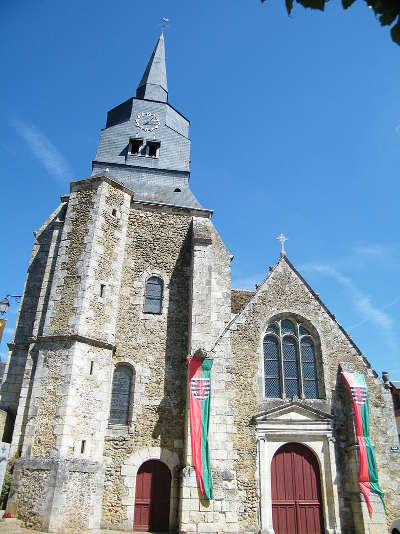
[276,233,288,255]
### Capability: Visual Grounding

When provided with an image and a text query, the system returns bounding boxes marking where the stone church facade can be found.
[1,33,399,534]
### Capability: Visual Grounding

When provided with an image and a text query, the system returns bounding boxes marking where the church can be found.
[0,32,399,534]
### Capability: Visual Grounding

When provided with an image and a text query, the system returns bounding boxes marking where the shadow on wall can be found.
[0,204,66,446]
[151,224,192,522]
[332,369,362,531]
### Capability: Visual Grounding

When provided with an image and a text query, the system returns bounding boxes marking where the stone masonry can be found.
[1,32,399,534]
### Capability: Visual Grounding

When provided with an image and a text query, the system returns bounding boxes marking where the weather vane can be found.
[161,17,169,30]
[276,233,288,255]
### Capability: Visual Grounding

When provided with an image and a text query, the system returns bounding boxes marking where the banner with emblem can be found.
[0,319,5,344]
[342,371,385,516]
[188,351,213,500]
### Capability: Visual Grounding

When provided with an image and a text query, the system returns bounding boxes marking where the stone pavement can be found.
[0,521,165,534]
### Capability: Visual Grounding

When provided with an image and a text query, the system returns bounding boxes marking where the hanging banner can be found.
[0,320,5,344]
[342,371,385,517]
[188,350,213,500]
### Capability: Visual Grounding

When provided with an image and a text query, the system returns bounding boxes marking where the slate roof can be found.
[89,170,209,214]
[136,32,168,102]
[128,180,203,209]
[231,289,256,314]
[91,165,205,211]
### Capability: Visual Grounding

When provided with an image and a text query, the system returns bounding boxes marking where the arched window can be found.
[282,336,300,398]
[301,338,318,398]
[144,276,163,314]
[263,336,281,397]
[109,364,134,425]
[263,318,320,399]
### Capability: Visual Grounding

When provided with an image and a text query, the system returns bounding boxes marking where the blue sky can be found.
[1,0,400,378]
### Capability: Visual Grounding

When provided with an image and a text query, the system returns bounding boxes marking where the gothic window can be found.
[109,364,134,425]
[264,336,281,397]
[263,318,319,399]
[144,276,163,314]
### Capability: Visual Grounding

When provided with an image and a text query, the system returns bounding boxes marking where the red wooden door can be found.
[134,460,171,532]
[271,443,324,534]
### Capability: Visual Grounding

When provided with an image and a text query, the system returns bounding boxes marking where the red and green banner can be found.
[342,371,385,517]
[188,351,213,500]
[0,319,5,344]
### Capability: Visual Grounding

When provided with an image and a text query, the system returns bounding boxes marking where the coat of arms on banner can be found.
[190,377,210,400]
[350,385,367,406]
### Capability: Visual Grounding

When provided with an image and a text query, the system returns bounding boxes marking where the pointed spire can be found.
[136,33,168,102]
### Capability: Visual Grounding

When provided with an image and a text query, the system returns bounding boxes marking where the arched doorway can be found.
[271,442,324,534]
[134,460,171,532]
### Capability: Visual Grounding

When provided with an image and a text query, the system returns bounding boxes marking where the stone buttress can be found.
[1,29,399,534]
[6,175,132,532]
[180,217,241,533]
[0,201,67,447]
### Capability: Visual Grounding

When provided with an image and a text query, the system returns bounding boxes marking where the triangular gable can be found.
[233,254,350,337]
[210,254,381,384]
[214,254,365,362]
[254,401,333,424]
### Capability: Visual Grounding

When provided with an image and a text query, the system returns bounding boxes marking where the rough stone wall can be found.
[102,205,193,529]
[10,459,104,533]
[70,179,131,346]
[0,202,66,421]
[12,466,53,530]
[30,342,70,458]
[86,185,127,341]
[225,256,400,532]
[22,342,112,460]
[8,176,133,532]
[20,177,132,461]
[180,218,242,534]
[58,470,99,532]
[44,188,95,336]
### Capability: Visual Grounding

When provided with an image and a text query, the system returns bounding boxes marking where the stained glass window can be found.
[144,276,163,314]
[266,323,279,335]
[299,325,310,336]
[301,338,318,398]
[263,336,281,398]
[263,318,320,399]
[281,319,295,335]
[283,336,300,397]
[109,365,133,425]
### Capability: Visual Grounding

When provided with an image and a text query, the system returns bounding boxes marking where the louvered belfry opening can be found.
[144,276,163,314]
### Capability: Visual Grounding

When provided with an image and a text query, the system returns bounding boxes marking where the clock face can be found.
[135,112,160,132]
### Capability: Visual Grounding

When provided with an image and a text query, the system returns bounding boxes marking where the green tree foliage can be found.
[0,472,13,510]
[261,0,400,46]
[0,452,19,510]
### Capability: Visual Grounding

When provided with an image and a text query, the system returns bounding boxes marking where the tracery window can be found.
[263,318,319,399]
[109,364,134,425]
[144,276,163,314]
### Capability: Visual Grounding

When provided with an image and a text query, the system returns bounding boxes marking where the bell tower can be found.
[92,33,202,209]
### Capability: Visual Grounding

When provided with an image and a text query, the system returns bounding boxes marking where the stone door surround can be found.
[120,446,179,531]
[254,401,341,534]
